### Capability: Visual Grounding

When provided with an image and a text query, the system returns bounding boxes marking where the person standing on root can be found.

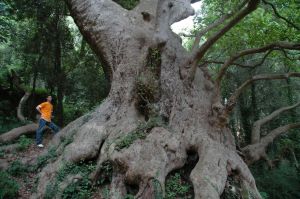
[35,95,60,148]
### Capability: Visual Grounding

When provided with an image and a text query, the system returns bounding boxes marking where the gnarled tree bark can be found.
[17,91,31,122]
[29,0,276,198]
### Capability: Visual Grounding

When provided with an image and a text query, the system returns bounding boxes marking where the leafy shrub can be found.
[252,160,300,199]
[0,116,23,134]
[96,161,113,185]
[35,147,57,169]
[165,172,192,199]
[17,135,32,151]
[0,171,19,199]
[44,182,57,199]
[123,194,134,199]
[102,186,110,199]
[115,116,166,150]
[63,103,89,125]
[260,192,269,199]
[7,160,28,176]
[45,161,97,199]
[62,176,92,199]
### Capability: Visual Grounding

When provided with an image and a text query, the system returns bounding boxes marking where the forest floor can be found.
[0,132,107,199]
[1,134,50,199]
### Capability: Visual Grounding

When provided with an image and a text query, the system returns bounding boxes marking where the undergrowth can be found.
[0,171,19,199]
[165,172,192,199]
[17,135,32,151]
[8,160,28,176]
[35,146,57,169]
[45,161,98,199]
[115,116,166,151]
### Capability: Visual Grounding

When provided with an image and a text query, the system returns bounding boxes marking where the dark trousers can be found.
[36,118,60,145]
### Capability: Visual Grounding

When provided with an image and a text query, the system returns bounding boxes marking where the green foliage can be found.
[35,147,57,169]
[7,160,28,176]
[153,179,163,199]
[63,103,89,125]
[0,116,23,134]
[252,160,300,199]
[124,194,135,199]
[115,116,166,151]
[17,135,32,151]
[45,161,97,199]
[115,128,146,150]
[96,161,113,185]
[102,186,110,199]
[165,172,192,199]
[260,192,269,199]
[44,182,57,199]
[62,176,93,199]
[21,86,48,95]
[0,171,19,199]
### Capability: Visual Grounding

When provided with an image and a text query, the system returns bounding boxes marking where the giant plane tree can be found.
[1,0,300,198]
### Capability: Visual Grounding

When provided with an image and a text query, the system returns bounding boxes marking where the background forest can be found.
[0,0,299,199]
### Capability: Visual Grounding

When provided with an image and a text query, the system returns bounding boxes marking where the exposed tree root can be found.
[30,111,263,199]
[0,143,19,153]
[0,123,38,143]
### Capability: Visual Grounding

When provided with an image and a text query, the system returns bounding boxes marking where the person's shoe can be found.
[37,144,44,148]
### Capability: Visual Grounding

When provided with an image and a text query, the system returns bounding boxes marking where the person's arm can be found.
[36,105,42,114]
[36,103,45,114]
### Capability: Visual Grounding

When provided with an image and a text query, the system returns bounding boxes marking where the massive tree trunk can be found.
[31,1,262,198]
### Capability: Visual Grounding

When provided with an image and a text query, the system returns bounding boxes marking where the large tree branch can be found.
[216,42,300,87]
[251,102,300,144]
[191,13,233,50]
[192,0,249,51]
[242,122,300,165]
[203,49,273,68]
[225,72,300,114]
[262,0,300,31]
[188,0,260,81]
